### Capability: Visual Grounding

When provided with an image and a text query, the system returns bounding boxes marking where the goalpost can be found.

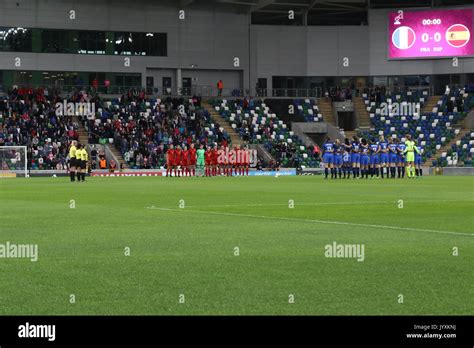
[0,146,28,178]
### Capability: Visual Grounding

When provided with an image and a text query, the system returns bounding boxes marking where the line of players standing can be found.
[322,135,423,179]
[165,143,251,177]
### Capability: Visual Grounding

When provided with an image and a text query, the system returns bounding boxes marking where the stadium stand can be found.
[0,87,235,170]
[317,98,336,126]
[292,99,324,123]
[0,85,472,170]
[357,87,473,164]
[0,87,78,170]
[209,98,320,168]
[81,95,231,169]
[433,132,474,167]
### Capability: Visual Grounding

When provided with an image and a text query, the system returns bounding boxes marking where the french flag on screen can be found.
[392,26,416,50]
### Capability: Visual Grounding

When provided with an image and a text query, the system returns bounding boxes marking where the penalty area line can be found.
[145,206,474,237]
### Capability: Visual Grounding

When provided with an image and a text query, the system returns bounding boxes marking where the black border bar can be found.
[0,316,472,346]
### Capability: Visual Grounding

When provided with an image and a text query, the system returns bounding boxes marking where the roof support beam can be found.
[253,0,275,11]
[179,0,194,7]
[302,0,318,25]
[318,1,364,10]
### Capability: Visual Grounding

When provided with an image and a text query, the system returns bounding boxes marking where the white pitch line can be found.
[146,206,474,237]
[183,199,474,209]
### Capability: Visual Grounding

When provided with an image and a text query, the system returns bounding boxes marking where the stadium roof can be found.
[192,0,472,25]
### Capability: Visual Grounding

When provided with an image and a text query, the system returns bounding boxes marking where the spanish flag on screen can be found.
[446,24,470,48]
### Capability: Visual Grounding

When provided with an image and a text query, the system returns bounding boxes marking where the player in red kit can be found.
[235,146,243,176]
[181,145,189,177]
[219,145,225,176]
[216,145,223,176]
[244,145,250,176]
[211,144,219,176]
[188,143,197,177]
[241,146,247,176]
[204,146,213,177]
[222,145,230,176]
[166,144,175,177]
[228,146,237,176]
[174,145,182,177]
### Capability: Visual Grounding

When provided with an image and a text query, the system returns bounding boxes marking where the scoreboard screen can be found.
[388,8,474,59]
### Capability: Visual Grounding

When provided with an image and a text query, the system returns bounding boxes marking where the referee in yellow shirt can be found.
[404,134,420,179]
[76,144,88,182]
[68,140,78,182]
[80,145,89,182]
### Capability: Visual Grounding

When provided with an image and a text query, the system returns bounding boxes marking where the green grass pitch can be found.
[0,175,473,315]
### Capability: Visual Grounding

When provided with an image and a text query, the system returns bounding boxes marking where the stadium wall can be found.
[1,1,474,94]
[0,0,250,92]
[250,25,370,90]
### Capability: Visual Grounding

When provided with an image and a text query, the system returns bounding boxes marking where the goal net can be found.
[0,146,28,178]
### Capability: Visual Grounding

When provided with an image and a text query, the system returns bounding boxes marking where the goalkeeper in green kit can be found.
[404,134,420,179]
[196,144,206,177]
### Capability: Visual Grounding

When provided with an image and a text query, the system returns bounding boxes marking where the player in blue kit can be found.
[322,135,424,182]
[351,135,361,178]
[360,138,370,179]
[342,138,352,179]
[369,139,380,178]
[388,138,398,179]
[397,140,407,178]
[333,139,343,179]
[415,143,423,177]
[378,135,389,179]
[322,137,334,179]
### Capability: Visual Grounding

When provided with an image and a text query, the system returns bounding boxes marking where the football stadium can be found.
[0,0,473,345]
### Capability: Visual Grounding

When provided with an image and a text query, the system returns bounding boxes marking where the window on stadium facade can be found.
[402,75,431,87]
[1,70,142,92]
[0,27,166,56]
[41,30,107,55]
[77,31,106,55]
[114,32,167,56]
[13,71,33,86]
[403,76,420,86]
[0,27,32,52]
[115,74,141,87]
[41,29,75,53]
